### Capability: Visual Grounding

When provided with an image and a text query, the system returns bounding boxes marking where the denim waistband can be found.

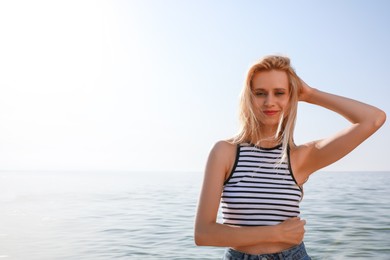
[223,242,311,260]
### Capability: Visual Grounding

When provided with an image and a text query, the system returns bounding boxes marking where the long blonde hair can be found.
[232,55,301,160]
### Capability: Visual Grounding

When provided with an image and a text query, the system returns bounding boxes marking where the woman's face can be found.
[251,70,290,128]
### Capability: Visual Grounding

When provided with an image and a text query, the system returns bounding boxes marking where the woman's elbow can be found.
[194,228,207,246]
[373,109,386,129]
[372,109,386,132]
[194,233,203,246]
[194,224,212,246]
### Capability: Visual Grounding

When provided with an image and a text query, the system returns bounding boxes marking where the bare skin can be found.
[194,70,386,254]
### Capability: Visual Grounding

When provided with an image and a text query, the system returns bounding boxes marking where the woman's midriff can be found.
[232,242,300,255]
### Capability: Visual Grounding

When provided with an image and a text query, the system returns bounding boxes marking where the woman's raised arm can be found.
[292,80,386,180]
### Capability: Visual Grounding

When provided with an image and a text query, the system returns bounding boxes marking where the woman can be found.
[194,55,386,259]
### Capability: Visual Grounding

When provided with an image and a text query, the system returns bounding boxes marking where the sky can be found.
[0,0,389,172]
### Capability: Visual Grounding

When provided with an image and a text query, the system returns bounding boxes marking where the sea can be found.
[0,171,389,260]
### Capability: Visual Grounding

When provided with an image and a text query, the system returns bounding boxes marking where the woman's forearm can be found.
[195,217,305,247]
[195,223,279,247]
[304,88,386,128]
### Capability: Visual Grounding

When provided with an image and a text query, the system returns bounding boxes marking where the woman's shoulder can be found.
[289,142,311,162]
[212,139,237,154]
[289,142,317,184]
[208,140,238,165]
[208,140,238,178]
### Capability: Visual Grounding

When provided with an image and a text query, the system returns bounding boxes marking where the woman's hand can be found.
[298,78,314,102]
[276,217,306,245]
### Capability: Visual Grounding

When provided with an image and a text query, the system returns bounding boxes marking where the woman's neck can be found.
[256,128,281,148]
[256,139,280,148]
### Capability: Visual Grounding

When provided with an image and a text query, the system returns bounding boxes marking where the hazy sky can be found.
[0,0,389,172]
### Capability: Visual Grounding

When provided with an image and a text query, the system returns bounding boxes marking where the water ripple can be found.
[0,171,389,259]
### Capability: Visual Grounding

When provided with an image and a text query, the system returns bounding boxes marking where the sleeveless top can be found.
[221,143,303,226]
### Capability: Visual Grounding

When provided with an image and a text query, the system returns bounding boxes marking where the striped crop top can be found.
[221,143,303,226]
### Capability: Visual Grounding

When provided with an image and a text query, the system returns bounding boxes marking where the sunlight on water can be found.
[0,171,389,259]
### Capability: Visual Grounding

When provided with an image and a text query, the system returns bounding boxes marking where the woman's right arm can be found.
[194,141,306,247]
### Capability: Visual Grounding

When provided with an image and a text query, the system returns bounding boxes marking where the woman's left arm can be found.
[293,80,386,180]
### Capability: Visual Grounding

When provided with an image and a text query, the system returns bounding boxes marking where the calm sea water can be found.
[0,171,389,259]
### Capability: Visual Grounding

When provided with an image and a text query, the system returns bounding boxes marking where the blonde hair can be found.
[232,55,301,161]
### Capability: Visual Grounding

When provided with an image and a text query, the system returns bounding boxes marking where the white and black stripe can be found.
[221,143,303,226]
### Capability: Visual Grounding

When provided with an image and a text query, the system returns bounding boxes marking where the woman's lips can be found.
[263,110,279,116]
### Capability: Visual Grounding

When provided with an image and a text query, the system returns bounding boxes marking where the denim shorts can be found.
[222,242,311,260]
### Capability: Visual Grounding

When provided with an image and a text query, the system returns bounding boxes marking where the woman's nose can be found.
[264,94,274,105]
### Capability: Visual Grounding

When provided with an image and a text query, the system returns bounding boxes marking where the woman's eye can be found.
[276,92,285,96]
[255,92,266,96]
